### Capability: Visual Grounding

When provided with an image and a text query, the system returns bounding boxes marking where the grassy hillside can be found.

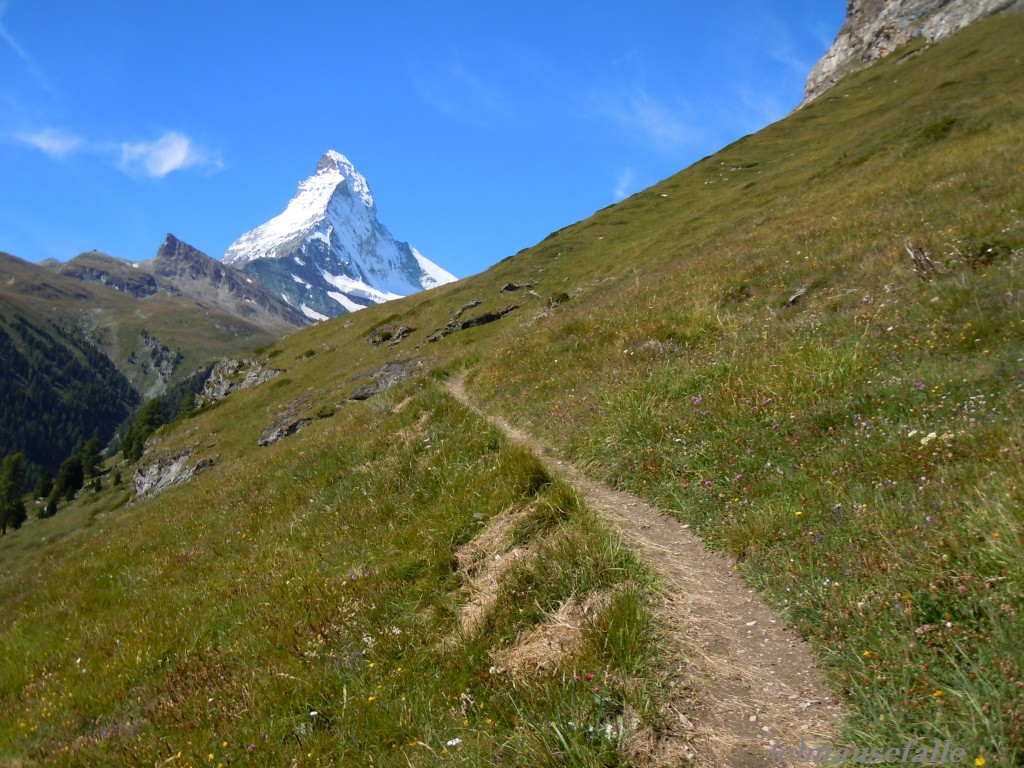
[0,252,282,399]
[1,13,1022,767]
[468,16,1024,758]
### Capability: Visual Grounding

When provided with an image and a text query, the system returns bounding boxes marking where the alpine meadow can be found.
[1,9,1023,768]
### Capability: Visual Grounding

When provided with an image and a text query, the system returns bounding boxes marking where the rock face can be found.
[257,395,314,447]
[223,151,457,321]
[804,0,1024,103]
[197,356,283,406]
[128,330,183,398]
[148,234,309,331]
[425,300,520,343]
[133,450,218,499]
[347,359,422,401]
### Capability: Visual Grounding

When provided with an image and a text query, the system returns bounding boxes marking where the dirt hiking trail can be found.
[448,373,843,767]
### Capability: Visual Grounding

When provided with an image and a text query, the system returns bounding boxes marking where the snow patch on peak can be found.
[224,151,375,266]
[327,291,366,313]
[300,303,328,322]
[320,269,403,305]
[316,150,373,209]
[412,246,458,288]
[317,149,352,173]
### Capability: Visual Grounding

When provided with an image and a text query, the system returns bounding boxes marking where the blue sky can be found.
[0,1,845,278]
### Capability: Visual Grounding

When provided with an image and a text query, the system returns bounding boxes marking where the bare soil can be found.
[448,374,843,767]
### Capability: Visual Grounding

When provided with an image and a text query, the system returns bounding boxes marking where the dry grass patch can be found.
[453,503,538,636]
[620,719,699,768]
[491,589,614,678]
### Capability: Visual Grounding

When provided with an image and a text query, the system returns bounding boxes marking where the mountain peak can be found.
[157,233,200,262]
[310,150,374,210]
[316,149,352,173]
[223,150,456,320]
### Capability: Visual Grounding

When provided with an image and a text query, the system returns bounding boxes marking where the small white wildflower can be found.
[446,738,462,748]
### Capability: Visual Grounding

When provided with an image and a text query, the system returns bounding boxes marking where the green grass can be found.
[0,382,660,766]
[466,15,1024,763]
[2,12,1023,767]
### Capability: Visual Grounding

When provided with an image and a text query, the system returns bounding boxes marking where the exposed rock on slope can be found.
[196,356,283,406]
[133,449,218,499]
[129,330,183,398]
[257,395,314,447]
[804,0,1024,103]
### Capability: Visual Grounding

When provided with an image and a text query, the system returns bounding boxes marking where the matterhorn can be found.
[224,151,456,320]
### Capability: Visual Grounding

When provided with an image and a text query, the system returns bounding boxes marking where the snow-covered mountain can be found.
[224,151,456,320]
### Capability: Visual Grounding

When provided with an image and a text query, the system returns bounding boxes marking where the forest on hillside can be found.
[0,312,139,483]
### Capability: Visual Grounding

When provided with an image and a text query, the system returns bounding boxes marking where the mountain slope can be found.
[0,249,294,477]
[1,13,1022,766]
[55,251,160,298]
[8,247,289,398]
[0,275,139,478]
[224,150,456,319]
[54,236,309,332]
[146,233,309,331]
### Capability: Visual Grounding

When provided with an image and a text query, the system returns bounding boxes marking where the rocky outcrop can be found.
[348,359,422,401]
[128,330,182,398]
[804,0,1024,103]
[367,324,415,347]
[197,356,283,406]
[426,300,520,343]
[258,395,314,446]
[133,450,218,499]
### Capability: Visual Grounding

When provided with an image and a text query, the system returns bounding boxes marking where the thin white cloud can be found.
[118,131,221,178]
[626,91,690,145]
[14,124,222,178]
[594,87,693,149]
[614,167,634,200]
[594,52,694,150]
[0,0,50,90]
[17,128,83,157]
[770,43,813,80]
[409,58,515,128]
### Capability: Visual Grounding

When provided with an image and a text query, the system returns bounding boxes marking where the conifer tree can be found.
[122,399,165,462]
[42,487,59,519]
[0,453,27,535]
[35,470,54,500]
[177,392,196,421]
[55,454,84,502]
[81,437,102,478]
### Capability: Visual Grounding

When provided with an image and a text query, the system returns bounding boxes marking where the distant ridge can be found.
[148,234,309,332]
